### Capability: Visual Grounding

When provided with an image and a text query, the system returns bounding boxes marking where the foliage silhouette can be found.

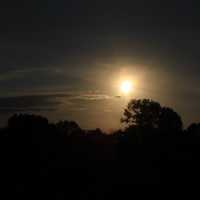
[0,98,200,198]
[186,123,200,136]
[121,99,183,134]
[121,99,161,128]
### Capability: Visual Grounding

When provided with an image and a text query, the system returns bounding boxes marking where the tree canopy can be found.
[121,99,183,133]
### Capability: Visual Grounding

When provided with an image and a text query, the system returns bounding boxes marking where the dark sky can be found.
[0,0,200,130]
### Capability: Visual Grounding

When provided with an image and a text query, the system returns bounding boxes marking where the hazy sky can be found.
[0,0,200,130]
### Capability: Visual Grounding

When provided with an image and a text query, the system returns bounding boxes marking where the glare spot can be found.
[120,80,133,94]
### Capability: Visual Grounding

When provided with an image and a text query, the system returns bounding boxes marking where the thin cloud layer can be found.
[0,93,113,114]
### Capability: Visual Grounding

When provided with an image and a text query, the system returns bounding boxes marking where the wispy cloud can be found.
[0,92,113,114]
[0,94,62,113]
[69,94,112,101]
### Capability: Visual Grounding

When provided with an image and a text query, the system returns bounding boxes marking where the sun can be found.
[120,80,133,94]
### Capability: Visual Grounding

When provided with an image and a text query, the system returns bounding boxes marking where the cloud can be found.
[0,66,92,95]
[0,94,63,114]
[69,94,112,101]
[0,93,113,114]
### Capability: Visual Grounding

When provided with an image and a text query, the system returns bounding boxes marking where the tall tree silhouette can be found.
[121,99,183,133]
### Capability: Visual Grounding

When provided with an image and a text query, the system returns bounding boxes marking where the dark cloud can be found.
[0,93,113,114]
[0,68,93,94]
[0,94,61,114]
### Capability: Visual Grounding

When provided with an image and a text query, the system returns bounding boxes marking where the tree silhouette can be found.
[121,99,183,133]
[121,99,161,128]
[187,123,200,136]
[158,107,183,133]
[2,100,200,194]
[7,113,49,132]
[56,120,82,136]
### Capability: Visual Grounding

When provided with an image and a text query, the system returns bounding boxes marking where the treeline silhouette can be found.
[1,98,200,199]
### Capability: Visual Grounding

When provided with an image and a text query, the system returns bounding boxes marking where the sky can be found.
[0,0,200,131]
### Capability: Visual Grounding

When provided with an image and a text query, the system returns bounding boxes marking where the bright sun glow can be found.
[120,80,133,94]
